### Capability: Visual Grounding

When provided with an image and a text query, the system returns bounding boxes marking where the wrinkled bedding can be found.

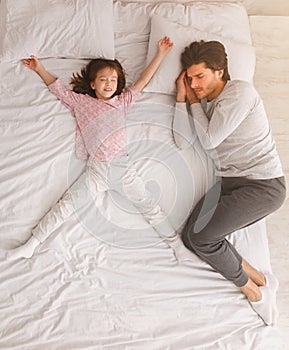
[0,1,284,349]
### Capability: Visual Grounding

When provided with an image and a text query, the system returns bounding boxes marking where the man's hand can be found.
[184,75,200,104]
[175,70,187,102]
[176,70,200,104]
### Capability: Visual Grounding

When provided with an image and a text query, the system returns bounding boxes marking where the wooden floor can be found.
[250,15,289,344]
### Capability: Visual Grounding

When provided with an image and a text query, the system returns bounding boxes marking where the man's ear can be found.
[217,69,224,80]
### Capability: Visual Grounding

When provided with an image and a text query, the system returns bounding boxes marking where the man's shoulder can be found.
[224,80,258,99]
[226,79,255,92]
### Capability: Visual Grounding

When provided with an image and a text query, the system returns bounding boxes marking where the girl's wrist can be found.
[156,50,167,59]
[35,64,44,74]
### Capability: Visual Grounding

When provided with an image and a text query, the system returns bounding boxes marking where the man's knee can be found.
[260,177,286,215]
[265,186,286,217]
[181,226,215,254]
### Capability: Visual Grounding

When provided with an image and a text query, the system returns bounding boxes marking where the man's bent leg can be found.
[181,176,286,286]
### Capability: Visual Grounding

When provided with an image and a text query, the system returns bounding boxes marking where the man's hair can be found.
[181,40,231,82]
[70,58,126,98]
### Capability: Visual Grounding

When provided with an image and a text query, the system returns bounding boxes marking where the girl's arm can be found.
[23,55,80,115]
[23,56,56,86]
[134,36,173,92]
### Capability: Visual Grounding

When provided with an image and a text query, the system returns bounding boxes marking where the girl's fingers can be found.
[23,59,31,65]
[22,56,38,68]
[159,36,173,47]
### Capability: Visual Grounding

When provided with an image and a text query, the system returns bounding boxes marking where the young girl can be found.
[7,37,192,261]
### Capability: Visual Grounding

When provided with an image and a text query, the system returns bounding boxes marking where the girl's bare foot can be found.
[7,236,40,260]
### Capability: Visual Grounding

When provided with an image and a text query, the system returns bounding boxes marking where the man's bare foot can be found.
[248,274,279,326]
[240,271,279,326]
[240,277,262,302]
[242,258,266,287]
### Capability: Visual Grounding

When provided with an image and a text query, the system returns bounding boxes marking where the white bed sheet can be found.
[0,0,286,348]
[0,58,284,349]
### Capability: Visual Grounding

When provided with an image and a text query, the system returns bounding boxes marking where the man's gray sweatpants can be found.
[181,176,286,287]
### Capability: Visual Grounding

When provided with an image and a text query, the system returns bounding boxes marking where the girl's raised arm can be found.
[134,36,173,92]
[23,55,57,86]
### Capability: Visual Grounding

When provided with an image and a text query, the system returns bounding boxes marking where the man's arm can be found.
[191,83,254,150]
[173,71,198,149]
[175,70,187,103]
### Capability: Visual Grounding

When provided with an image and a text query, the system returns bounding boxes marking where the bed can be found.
[0,1,288,349]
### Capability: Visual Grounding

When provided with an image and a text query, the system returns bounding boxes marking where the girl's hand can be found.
[22,55,56,86]
[157,36,173,56]
[22,55,41,72]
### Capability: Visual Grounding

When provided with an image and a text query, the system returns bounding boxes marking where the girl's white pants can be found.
[32,156,175,243]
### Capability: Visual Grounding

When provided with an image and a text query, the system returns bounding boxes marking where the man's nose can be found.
[191,79,198,88]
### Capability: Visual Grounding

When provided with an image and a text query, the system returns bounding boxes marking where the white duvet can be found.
[0,58,283,350]
[0,1,285,349]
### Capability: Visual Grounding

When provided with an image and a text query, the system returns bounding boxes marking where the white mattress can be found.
[0,1,286,349]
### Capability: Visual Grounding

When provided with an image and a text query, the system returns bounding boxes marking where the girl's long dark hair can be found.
[70,58,126,97]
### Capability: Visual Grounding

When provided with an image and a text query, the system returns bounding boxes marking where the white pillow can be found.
[144,15,256,95]
[0,0,115,62]
[114,1,252,45]
[113,1,252,86]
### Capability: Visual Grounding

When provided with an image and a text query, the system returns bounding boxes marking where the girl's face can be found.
[90,67,118,100]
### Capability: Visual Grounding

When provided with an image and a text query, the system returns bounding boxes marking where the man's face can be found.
[186,62,224,101]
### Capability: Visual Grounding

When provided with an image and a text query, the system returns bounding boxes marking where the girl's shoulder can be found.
[112,85,141,106]
[122,85,140,96]
[122,85,141,99]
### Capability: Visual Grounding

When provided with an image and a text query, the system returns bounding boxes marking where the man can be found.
[175,40,286,325]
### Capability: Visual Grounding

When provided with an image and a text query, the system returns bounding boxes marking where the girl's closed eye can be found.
[90,67,119,100]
